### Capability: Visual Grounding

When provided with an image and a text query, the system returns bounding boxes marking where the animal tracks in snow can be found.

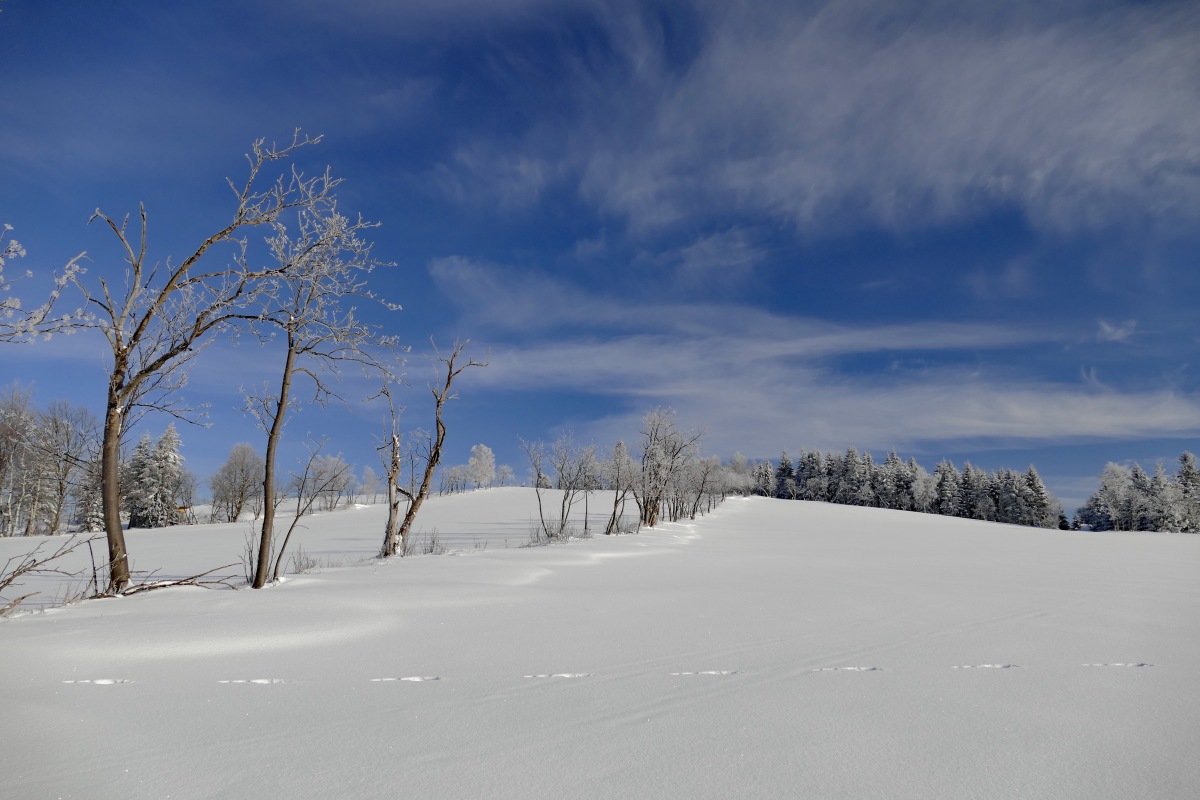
[1082,663,1153,668]
[55,662,1159,687]
[523,673,593,679]
[952,664,1021,670]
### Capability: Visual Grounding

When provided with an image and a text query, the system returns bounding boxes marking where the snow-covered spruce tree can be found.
[1176,452,1200,532]
[856,452,878,507]
[798,450,827,501]
[1023,466,1057,529]
[774,451,795,499]
[126,425,187,529]
[933,460,961,517]
[751,459,776,497]
[122,433,153,528]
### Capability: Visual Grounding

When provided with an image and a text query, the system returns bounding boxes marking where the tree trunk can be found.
[100,399,130,592]
[253,332,296,588]
[380,434,403,557]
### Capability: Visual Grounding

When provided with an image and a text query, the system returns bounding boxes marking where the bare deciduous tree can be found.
[36,400,99,534]
[245,202,400,589]
[64,132,335,593]
[379,340,486,558]
[633,408,704,528]
[271,438,352,582]
[210,443,264,523]
[497,464,514,487]
[357,465,380,504]
[603,440,637,535]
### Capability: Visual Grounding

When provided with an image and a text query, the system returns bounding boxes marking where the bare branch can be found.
[0,535,100,617]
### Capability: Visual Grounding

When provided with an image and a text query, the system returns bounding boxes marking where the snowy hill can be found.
[3,490,1198,799]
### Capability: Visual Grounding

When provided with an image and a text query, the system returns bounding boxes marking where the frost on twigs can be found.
[0,224,87,343]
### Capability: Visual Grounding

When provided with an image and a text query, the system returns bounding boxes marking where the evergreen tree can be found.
[910,462,937,513]
[1176,452,1200,532]
[855,451,877,507]
[752,460,776,497]
[800,450,828,501]
[126,425,185,529]
[832,448,861,505]
[933,460,961,518]
[1023,466,1054,529]
[774,451,796,499]
[1128,463,1157,531]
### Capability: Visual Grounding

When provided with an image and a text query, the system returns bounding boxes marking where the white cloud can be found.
[433,260,1200,457]
[422,0,1200,237]
[657,228,767,286]
[487,334,1200,459]
[1097,319,1137,343]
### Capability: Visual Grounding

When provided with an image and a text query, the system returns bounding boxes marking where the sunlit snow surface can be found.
[2,490,1198,799]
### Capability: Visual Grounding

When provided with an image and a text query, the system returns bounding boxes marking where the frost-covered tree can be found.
[751,459,776,497]
[633,409,702,527]
[1176,452,1200,532]
[245,200,400,589]
[725,452,755,496]
[466,443,496,489]
[496,464,514,487]
[209,443,264,523]
[911,462,937,513]
[126,425,188,529]
[1023,466,1056,529]
[357,465,380,503]
[774,451,795,499]
[602,440,637,534]
[65,133,342,592]
[0,386,37,536]
[933,460,961,518]
[798,450,827,501]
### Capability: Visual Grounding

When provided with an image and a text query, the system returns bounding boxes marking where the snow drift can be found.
[2,490,1197,799]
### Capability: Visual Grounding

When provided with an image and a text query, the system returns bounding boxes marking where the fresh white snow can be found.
[2,489,1198,799]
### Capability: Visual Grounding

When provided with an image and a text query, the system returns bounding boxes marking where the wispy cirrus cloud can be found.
[431,258,1200,459]
[420,1,1200,238]
[1097,319,1137,343]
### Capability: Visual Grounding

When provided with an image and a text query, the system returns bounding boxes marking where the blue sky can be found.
[2,0,1198,512]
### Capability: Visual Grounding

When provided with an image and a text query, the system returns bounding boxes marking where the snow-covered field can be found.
[2,489,1198,799]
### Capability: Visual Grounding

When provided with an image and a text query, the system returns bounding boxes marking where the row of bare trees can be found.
[0,387,97,537]
[0,133,486,594]
[521,408,738,541]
